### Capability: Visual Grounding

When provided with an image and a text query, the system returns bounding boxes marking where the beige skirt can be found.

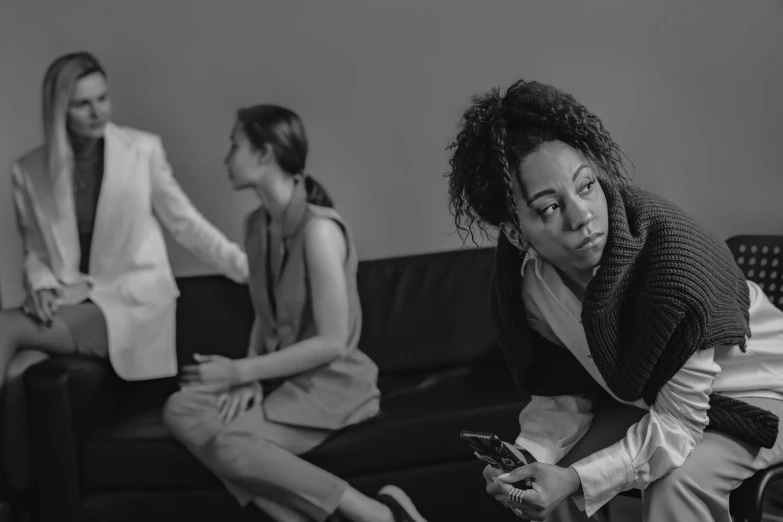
[58,300,109,358]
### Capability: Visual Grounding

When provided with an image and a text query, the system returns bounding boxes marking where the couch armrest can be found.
[25,355,120,522]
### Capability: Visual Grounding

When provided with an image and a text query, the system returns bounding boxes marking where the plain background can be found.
[1,0,782,306]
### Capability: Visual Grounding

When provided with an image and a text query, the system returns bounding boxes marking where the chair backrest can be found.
[725,235,783,309]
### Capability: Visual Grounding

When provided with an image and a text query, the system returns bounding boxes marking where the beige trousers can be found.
[543,396,783,522]
[163,388,347,522]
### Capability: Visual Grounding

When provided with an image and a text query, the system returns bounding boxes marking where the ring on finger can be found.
[509,486,527,503]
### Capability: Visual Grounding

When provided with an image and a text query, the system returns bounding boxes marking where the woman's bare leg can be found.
[0,308,77,494]
[2,350,50,490]
[0,308,77,390]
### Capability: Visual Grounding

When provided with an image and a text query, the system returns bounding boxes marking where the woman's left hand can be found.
[495,463,582,521]
[180,354,241,393]
[216,383,262,422]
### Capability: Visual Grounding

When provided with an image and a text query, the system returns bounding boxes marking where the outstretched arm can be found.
[148,137,248,283]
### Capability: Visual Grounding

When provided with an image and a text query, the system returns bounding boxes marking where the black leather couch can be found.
[22,247,529,522]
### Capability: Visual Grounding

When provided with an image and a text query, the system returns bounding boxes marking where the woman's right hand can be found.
[484,464,530,519]
[22,288,59,327]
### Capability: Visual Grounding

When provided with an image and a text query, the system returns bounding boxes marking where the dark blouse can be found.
[71,137,105,274]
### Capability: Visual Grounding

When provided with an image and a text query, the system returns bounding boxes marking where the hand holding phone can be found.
[460,430,527,473]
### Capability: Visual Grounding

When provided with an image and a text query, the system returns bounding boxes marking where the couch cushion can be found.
[356,248,498,373]
[80,360,526,492]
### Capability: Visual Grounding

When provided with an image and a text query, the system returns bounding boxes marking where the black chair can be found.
[726,235,783,310]
[725,235,783,522]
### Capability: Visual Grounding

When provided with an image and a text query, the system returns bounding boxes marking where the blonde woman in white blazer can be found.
[0,51,248,491]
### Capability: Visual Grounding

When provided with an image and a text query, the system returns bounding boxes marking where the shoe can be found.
[376,485,427,522]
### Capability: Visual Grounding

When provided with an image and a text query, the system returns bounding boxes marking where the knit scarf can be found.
[491,181,779,448]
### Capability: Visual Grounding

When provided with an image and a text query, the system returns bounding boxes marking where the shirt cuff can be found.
[571,445,635,517]
[514,436,558,465]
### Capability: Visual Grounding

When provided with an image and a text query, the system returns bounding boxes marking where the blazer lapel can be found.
[89,123,135,275]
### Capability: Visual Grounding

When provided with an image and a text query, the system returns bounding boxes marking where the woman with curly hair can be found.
[445,79,783,521]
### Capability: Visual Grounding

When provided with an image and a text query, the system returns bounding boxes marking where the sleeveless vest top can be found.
[244,175,380,430]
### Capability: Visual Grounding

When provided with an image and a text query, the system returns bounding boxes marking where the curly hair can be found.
[445,79,632,245]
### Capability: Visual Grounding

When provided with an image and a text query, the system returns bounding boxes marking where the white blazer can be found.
[11,123,248,380]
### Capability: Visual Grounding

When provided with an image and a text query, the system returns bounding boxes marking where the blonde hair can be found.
[41,51,106,183]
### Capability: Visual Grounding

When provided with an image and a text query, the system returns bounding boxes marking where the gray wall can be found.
[1,0,782,306]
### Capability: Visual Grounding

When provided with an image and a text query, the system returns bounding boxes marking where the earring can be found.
[519,242,531,265]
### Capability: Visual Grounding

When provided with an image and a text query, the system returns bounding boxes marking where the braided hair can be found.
[446,80,632,245]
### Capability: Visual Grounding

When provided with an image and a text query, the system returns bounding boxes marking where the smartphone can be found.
[460,431,527,472]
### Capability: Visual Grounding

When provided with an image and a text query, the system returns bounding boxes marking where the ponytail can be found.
[303,172,334,208]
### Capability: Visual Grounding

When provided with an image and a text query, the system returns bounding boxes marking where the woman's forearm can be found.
[148,138,248,283]
[236,337,344,384]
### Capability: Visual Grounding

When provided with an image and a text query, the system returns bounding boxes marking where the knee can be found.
[162,390,208,438]
[0,310,24,350]
[162,392,185,436]
[6,350,50,381]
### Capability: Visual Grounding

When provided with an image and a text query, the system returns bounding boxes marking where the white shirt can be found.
[515,249,783,516]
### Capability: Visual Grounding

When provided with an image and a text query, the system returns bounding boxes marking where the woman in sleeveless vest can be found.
[444,79,783,522]
[1,51,248,499]
[164,105,426,522]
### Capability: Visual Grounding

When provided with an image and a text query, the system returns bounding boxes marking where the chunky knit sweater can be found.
[491,181,780,449]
